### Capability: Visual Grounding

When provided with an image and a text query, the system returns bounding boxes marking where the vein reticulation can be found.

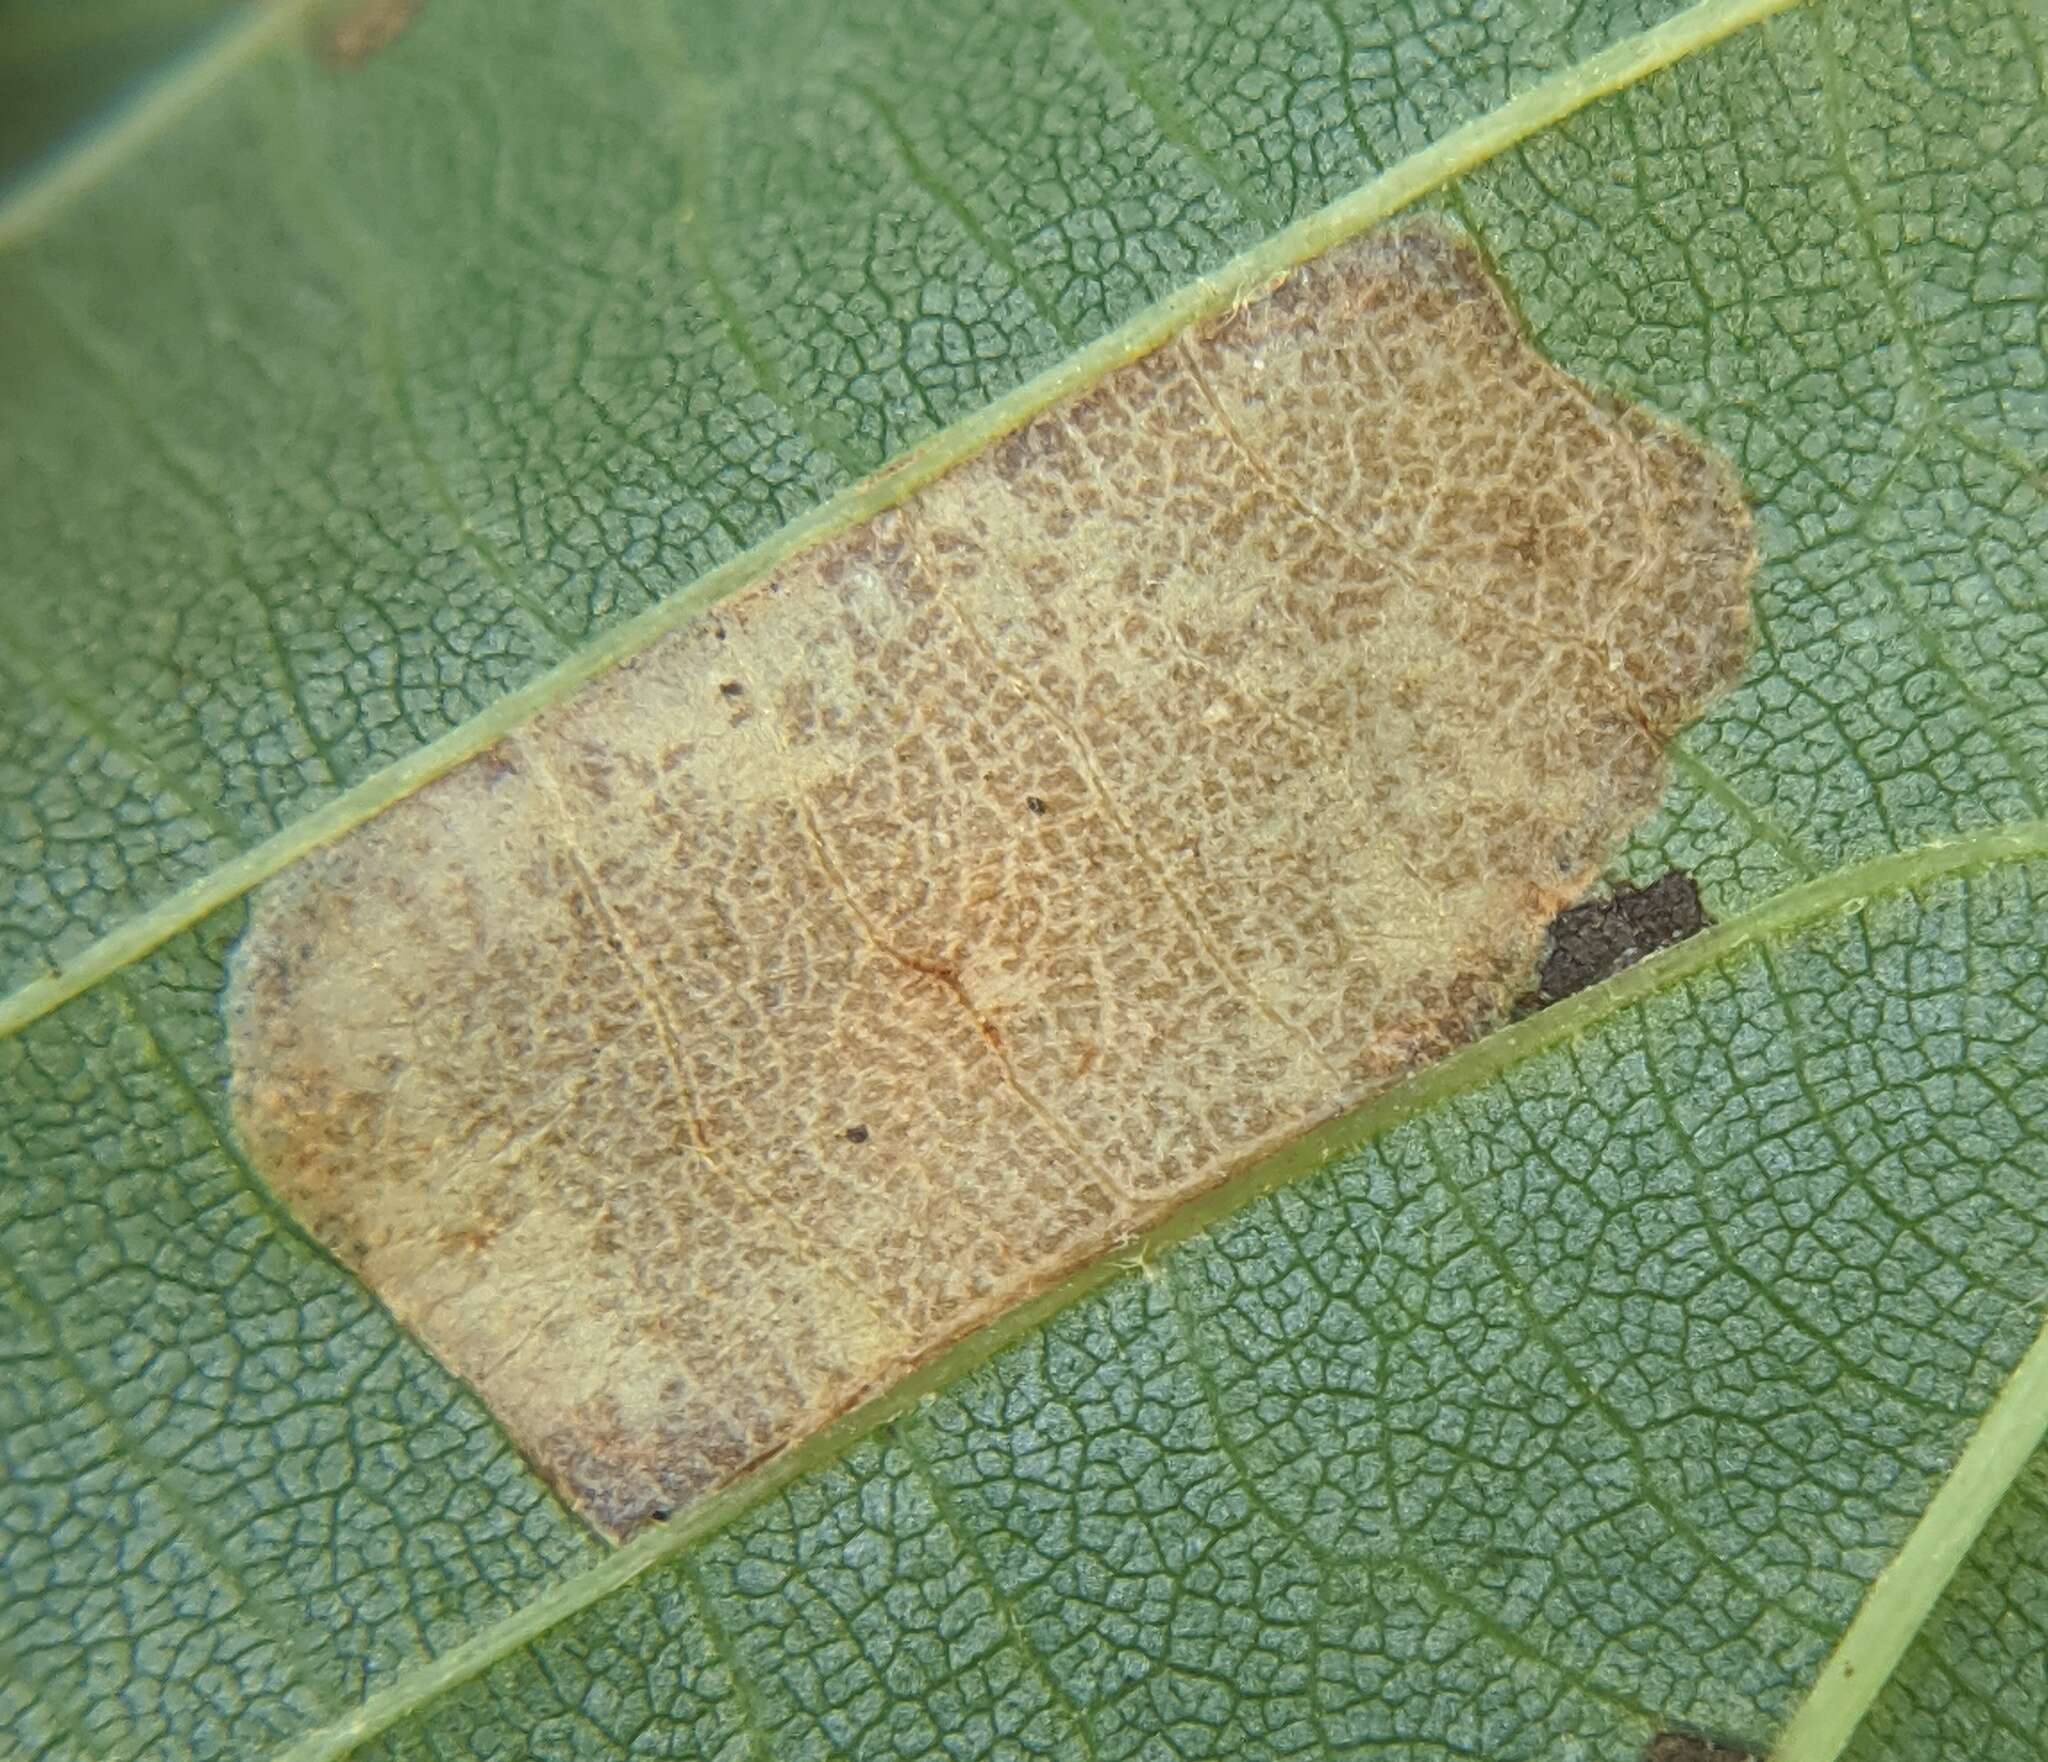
[225,226,1755,1537]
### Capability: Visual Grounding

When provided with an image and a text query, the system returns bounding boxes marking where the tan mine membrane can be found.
[227,226,1755,1536]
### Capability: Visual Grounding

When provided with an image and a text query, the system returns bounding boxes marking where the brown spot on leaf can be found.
[1520,870,1712,1012]
[1642,1733,1756,1762]
[226,224,1756,1537]
[315,0,423,70]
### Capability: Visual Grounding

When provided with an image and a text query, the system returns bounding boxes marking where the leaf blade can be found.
[4,0,2046,1755]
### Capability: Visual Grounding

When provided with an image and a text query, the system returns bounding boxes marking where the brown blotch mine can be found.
[314,0,424,69]
[226,226,1755,1537]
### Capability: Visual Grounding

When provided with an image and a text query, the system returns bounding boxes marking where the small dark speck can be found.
[845,1125,870,1143]
[1025,796,1048,815]
[719,680,745,698]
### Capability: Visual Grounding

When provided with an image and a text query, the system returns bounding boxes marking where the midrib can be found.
[0,0,1806,1045]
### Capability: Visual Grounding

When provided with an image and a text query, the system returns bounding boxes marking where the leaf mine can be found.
[226,225,1756,1537]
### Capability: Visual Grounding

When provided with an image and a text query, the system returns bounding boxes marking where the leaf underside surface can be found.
[1,0,2045,1759]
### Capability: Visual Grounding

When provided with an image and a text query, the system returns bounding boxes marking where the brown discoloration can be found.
[1642,1733,1756,1762]
[226,226,1756,1537]
[314,0,424,70]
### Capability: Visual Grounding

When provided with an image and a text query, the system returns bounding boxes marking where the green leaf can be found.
[2,0,2044,1759]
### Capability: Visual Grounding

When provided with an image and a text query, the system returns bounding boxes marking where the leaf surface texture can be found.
[1,0,2044,1757]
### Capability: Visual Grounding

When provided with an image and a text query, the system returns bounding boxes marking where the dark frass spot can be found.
[1642,1733,1755,1762]
[1521,871,1710,1011]
[844,1125,870,1144]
